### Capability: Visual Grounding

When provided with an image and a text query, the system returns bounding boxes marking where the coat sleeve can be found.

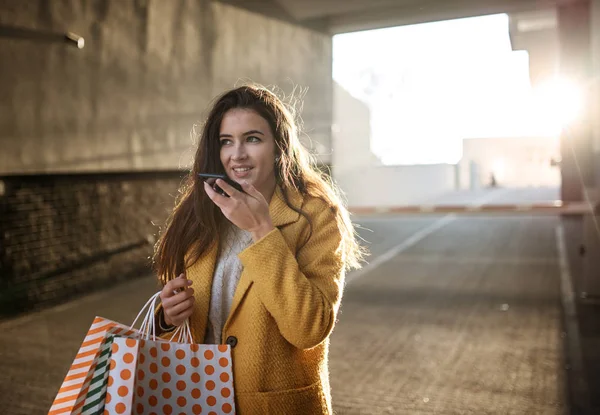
[238,204,345,349]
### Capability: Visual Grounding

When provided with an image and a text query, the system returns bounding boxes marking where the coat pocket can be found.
[236,379,330,415]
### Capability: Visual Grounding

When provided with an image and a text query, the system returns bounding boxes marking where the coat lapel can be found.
[222,186,303,338]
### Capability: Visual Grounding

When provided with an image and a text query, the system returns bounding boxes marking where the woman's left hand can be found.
[204,179,275,242]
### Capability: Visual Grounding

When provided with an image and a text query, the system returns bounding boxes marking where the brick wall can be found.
[0,171,185,318]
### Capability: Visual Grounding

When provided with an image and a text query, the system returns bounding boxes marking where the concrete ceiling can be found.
[218,0,581,33]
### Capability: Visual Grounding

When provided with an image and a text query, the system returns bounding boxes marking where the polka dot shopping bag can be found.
[103,293,236,414]
[105,337,235,414]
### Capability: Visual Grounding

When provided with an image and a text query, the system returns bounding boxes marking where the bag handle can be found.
[130,291,194,344]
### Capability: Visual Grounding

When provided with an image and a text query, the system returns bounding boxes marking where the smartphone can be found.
[198,173,244,196]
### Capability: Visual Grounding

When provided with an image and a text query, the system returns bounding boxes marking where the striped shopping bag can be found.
[48,317,137,415]
[80,326,140,414]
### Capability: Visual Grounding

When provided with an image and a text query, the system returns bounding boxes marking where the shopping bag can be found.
[80,292,164,415]
[106,328,236,414]
[50,292,158,415]
[48,318,138,415]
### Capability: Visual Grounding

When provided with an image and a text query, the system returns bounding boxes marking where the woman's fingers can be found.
[166,293,195,316]
[240,180,263,201]
[167,306,195,326]
[162,274,192,297]
[160,274,194,326]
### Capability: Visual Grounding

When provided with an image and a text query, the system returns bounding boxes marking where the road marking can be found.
[555,225,590,414]
[348,189,509,283]
[347,214,456,283]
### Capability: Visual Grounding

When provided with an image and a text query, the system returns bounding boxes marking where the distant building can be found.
[458,136,560,189]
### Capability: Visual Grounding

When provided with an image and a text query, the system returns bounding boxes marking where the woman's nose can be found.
[232,144,248,160]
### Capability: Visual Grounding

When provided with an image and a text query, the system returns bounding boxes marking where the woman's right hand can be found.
[159,274,194,326]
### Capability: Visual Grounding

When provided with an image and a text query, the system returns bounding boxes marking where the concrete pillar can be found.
[557,1,594,202]
[582,0,600,297]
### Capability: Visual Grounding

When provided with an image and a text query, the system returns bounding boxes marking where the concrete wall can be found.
[0,0,333,316]
[331,82,380,176]
[0,0,332,174]
[337,164,457,208]
[459,137,561,189]
[593,0,600,164]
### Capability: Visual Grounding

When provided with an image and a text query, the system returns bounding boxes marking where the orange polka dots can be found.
[126,338,137,347]
[191,357,200,368]
[207,396,216,406]
[123,353,134,364]
[221,387,231,398]
[149,379,158,390]
[191,373,201,383]
[204,365,215,375]
[205,380,215,391]
[150,347,158,357]
[115,403,126,414]
[137,386,144,397]
[162,388,173,399]
[139,353,145,365]
[105,392,112,404]
[176,380,187,391]
[219,357,229,368]
[137,369,145,381]
[163,404,173,415]
[175,349,186,359]
[220,372,230,382]
[191,388,201,399]
[136,403,144,414]
[218,344,228,353]
[149,363,158,374]
[109,359,116,371]
[162,357,171,367]
[203,350,214,360]
[176,364,186,375]
[222,404,233,414]
[112,343,119,353]
[190,344,199,352]
[161,343,171,352]
[108,376,114,387]
[208,411,218,415]
[192,404,202,415]
[177,396,187,407]
[120,369,131,380]
[162,372,171,383]
[149,395,158,406]
[118,386,129,397]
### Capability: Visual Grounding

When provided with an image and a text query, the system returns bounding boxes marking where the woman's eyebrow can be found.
[218,130,264,138]
[243,130,264,136]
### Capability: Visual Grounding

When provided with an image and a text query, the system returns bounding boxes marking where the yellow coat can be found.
[181,186,346,414]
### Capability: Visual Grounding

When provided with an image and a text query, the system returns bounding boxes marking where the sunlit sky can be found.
[333,14,574,165]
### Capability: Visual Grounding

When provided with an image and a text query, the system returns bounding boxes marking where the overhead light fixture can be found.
[0,25,84,49]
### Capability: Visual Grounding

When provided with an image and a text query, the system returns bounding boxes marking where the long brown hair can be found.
[153,84,365,283]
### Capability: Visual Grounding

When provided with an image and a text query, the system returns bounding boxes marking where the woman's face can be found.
[219,108,277,201]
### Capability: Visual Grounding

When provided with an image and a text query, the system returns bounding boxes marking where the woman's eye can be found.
[220,139,232,146]
[247,136,261,143]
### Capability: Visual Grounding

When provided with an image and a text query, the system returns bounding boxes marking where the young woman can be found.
[153,84,364,413]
